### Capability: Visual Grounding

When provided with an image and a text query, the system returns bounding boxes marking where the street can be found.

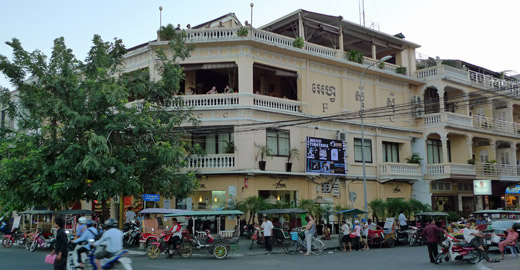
[0,244,492,270]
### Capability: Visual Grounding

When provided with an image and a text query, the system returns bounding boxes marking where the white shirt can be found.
[94,228,123,253]
[398,213,407,226]
[125,211,136,223]
[170,224,182,238]
[463,228,478,243]
[261,220,274,237]
[341,224,350,235]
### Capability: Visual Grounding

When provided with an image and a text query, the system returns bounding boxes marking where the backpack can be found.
[89,228,101,241]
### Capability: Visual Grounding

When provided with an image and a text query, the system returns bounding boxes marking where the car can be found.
[481,219,520,249]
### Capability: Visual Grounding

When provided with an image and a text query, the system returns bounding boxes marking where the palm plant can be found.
[238,196,270,225]
[386,199,406,218]
[368,199,386,223]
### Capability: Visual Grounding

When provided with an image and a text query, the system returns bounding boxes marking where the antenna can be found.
[358,0,366,26]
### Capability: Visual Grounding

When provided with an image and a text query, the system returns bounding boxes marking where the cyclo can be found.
[162,210,244,259]
[256,208,308,247]
[409,212,449,246]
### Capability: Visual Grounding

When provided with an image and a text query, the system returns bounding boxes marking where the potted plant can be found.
[255,143,272,171]
[293,37,304,49]
[237,27,249,37]
[406,153,423,165]
[346,49,364,64]
[467,158,476,165]
[286,147,300,172]
[395,66,407,75]
[223,141,235,154]
[377,61,385,69]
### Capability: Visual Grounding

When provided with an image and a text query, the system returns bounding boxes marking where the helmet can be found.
[105,218,118,229]
[78,217,87,224]
[86,220,95,227]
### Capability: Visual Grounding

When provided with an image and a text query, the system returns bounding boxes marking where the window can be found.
[427,139,446,164]
[267,129,290,156]
[431,181,452,192]
[382,142,399,163]
[354,138,372,163]
[192,129,234,154]
[457,183,473,192]
[499,151,510,164]
[479,150,489,162]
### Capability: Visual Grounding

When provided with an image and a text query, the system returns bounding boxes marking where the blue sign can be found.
[506,185,520,194]
[143,194,160,202]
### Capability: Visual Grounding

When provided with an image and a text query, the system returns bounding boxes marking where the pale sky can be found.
[1,0,519,90]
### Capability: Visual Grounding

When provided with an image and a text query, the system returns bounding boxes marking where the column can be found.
[441,136,449,164]
[464,94,471,116]
[371,44,377,60]
[466,137,473,161]
[335,25,344,58]
[438,89,445,113]
[237,55,254,105]
[298,13,305,39]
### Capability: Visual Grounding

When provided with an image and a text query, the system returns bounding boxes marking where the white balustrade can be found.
[187,154,235,169]
[445,112,473,127]
[252,94,301,113]
[473,115,519,135]
[427,163,475,176]
[168,94,239,108]
[185,27,239,41]
[304,43,336,58]
[380,163,421,176]
[251,29,295,47]
[450,164,476,175]
[426,164,446,175]
[475,162,519,177]
[416,66,439,79]
[424,113,443,125]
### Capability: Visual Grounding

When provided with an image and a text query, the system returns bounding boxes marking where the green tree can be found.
[368,199,387,223]
[0,33,199,218]
[236,196,269,225]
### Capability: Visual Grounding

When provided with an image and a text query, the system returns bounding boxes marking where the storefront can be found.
[505,184,520,210]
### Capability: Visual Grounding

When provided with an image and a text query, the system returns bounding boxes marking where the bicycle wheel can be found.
[283,240,299,254]
[311,238,325,255]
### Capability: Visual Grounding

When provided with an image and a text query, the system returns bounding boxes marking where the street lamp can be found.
[250,3,254,31]
[356,55,392,220]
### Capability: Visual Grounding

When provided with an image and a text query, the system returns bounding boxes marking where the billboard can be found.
[473,180,492,195]
[306,136,347,175]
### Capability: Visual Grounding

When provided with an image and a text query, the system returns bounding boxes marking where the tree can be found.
[0,33,200,217]
[368,199,386,223]
[236,196,269,225]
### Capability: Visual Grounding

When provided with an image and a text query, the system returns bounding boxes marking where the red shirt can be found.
[422,224,443,243]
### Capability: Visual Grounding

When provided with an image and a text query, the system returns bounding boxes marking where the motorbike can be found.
[122,221,141,248]
[0,218,9,235]
[28,229,55,252]
[408,226,425,246]
[146,230,192,259]
[2,228,27,248]
[435,233,482,265]
[70,239,133,270]
[249,224,265,250]
[242,224,255,239]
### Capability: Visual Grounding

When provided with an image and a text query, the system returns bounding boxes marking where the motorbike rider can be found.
[76,217,87,238]
[462,222,499,263]
[91,218,123,269]
[168,218,182,250]
[72,220,98,268]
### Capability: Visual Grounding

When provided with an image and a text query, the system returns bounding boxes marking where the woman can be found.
[303,214,316,256]
[50,216,68,270]
[353,220,361,251]
[499,227,519,259]
[361,219,369,251]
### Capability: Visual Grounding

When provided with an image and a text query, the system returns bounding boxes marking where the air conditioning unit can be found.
[411,96,422,106]
[412,107,424,118]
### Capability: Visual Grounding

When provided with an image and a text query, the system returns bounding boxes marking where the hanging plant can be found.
[377,62,385,69]
[293,37,304,49]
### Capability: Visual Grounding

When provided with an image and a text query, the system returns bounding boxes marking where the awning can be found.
[257,208,308,215]
[139,208,188,215]
[165,210,244,217]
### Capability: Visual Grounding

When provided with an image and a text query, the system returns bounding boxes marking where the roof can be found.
[260,9,420,49]
[139,208,188,215]
[257,208,308,215]
[55,210,94,215]
[19,210,55,215]
[472,210,520,215]
[415,212,449,217]
[192,13,242,29]
[164,210,244,217]
[335,209,367,215]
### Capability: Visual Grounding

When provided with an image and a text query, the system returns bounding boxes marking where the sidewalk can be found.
[129,234,342,256]
[480,256,520,270]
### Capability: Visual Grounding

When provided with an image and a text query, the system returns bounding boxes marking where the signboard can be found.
[306,136,347,175]
[332,179,340,197]
[473,180,492,195]
[505,185,520,194]
[143,194,160,202]
[163,199,171,209]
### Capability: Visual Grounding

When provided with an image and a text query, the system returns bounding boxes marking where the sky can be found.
[1,0,519,90]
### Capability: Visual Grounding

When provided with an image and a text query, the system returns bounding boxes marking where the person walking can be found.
[353,220,361,251]
[341,220,351,252]
[303,214,316,255]
[261,216,273,252]
[422,219,443,263]
[50,216,68,270]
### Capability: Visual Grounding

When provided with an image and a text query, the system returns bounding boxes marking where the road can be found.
[0,243,496,270]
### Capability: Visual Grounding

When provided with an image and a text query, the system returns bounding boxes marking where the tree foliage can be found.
[0,33,200,214]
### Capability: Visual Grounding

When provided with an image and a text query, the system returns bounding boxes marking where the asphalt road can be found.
[0,244,494,270]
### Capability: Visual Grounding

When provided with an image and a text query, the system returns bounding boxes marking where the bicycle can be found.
[283,229,325,255]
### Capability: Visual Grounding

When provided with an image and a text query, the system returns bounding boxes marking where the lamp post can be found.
[356,55,392,220]
[250,3,254,31]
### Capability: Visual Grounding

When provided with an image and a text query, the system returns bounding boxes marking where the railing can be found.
[168,94,239,108]
[304,42,336,58]
[424,112,474,128]
[473,115,520,135]
[251,28,294,47]
[380,163,421,176]
[426,163,475,176]
[475,162,520,177]
[252,94,302,113]
[416,66,438,79]
[184,27,239,41]
[424,112,443,125]
[362,57,398,72]
[187,154,235,169]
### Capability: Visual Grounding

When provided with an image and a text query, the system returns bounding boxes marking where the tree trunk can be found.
[101,200,109,223]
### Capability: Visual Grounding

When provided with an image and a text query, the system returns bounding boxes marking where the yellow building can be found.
[122,10,520,218]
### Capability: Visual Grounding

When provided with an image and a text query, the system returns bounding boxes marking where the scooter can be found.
[408,226,425,246]
[28,229,55,252]
[249,225,265,250]
[435,233,481,264]
[2,228,26,248]
[85,240,133,270]
[122,221,141,248]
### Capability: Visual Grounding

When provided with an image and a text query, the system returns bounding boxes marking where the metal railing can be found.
[474,162,520,177]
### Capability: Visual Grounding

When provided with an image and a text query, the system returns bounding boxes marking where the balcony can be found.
[475,162,520,182]
[423,112,520,137]
[187,154,235,171]
[473,115,520,135]
[423,112,473,128]
[379,163,421,181]
[425,163,475,179]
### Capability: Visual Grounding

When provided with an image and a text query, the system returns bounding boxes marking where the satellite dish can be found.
[349,191,357,202]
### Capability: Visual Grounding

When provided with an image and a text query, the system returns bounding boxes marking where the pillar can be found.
[237,55,254,105]
[441,136,449,163]
[338,25,344,51]
[298,13,305,39]
[511,146,517,167]
[438,89,445,113]
[466,136,473,161]
[371,44,377,60]
[464,94,471,116]
[489,140,497,161]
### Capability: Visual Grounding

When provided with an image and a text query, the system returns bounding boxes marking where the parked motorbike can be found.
[123,221,141,248]
[28,229,55,252]
[249,225,265,250]
[2,228,26,248]
[435,233,481,264]
[146,230,192,259]
[242,224,255,239]
[408,226,425,246]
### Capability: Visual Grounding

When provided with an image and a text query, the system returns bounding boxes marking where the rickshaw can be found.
[164,210,244,259]
[55,209,95,235]
[19,210,56,251]
[409,212,449,246]
[255,208,308,246]
[138,208,187,248]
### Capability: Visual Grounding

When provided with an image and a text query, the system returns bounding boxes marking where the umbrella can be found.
[313,196,333,204]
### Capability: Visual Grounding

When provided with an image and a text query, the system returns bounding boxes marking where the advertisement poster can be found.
[474,180,492,195]
[306,136,347,175]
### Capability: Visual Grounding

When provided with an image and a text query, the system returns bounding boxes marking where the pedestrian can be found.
[261,216,273,252]
[422,219,443,263]
[341,220,351,252]
[398,210,407,230]
[50,216,68,270]
[125,207,136,224]
[353,220,361,251]
[361,219,369,251]
[303,214,316,255]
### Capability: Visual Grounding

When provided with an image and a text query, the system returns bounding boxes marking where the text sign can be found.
[306,136,347,175]
[143,194,160,202]
[506,185,520,194]
[474,180,492,195]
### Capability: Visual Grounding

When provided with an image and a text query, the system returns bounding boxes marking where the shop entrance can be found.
[258,190,298,207]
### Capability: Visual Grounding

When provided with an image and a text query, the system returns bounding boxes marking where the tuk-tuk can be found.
[138,208,187,248]
[54,209,95,236]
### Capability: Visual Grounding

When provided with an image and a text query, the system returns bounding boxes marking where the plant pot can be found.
[285,163,292,172]
[259,161,266,171]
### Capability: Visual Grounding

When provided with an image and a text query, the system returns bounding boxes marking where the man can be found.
[261,216,273,252]
[462,222,498,263]
[76,217,87,238]
[72,220,98,268]
[476,215,487,231]
[125,208,136,224]
[422,219,443,263]
[92,219,123,269]
[168,218,182,252]
[51,216,68,270]
[366,219,381,230]
[341,220,351,252]
[398,211,407,230]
